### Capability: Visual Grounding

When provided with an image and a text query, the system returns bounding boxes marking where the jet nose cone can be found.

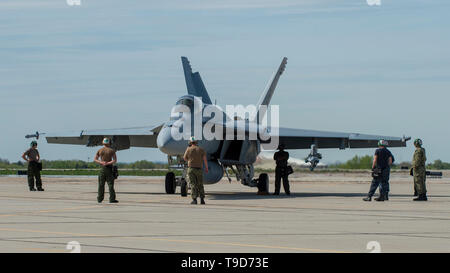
[157,127,171,153]
[157,126,186,155]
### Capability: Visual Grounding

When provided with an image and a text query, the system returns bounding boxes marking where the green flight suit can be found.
[412,147,427,195]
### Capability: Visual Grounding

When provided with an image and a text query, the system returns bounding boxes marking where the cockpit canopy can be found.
[172,95,220,122]
[175,95,194,109]
[171,95,196,121]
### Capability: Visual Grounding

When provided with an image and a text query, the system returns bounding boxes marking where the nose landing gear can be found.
[165,172,176,194]
[165,155,189,196]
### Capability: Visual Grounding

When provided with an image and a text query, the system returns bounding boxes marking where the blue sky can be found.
[0,0,449,164]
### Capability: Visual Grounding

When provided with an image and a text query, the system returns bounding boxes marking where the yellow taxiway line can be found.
[0,227,351,253]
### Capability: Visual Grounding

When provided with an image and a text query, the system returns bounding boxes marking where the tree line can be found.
[329,155,450,170]
[0,158,168,170]
[2,157,450,170]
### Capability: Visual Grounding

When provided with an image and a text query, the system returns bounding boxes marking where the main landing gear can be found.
[256,173,270,194]
[226,164,269,194]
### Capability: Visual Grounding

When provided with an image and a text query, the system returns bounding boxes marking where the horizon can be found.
[1,152,444,166]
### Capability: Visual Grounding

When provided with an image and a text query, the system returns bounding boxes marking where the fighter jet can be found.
[35,57,410,195]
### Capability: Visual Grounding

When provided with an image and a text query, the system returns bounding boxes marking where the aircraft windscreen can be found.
[176,98,194,109]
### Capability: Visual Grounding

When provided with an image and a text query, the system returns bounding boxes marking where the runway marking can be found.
[22,248,67,253]
[133,237,352,253]
[0,227,350,253]
[0,215,16,218]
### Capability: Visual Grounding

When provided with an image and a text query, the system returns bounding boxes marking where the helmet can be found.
[378,139,388,147]
[102,138,110,145]
[189,136,197,144]
[30,141,38,147]
[414,139,423,147]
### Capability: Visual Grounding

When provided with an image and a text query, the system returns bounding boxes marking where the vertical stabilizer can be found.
[252,57,288,122]
[181,57,212,105]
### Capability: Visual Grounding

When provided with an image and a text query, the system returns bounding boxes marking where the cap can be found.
[378,139,389,147]
[189,136,197,143]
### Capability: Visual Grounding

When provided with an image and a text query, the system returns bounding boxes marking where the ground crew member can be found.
[273,144,290,195]
[363,140,394,202]
[183,137,208,205]
[94,138,118,203]
[412,139,427,201]
[21,141,44,191]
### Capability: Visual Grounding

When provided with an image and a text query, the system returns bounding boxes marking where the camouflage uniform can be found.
[412,147,427,195]
[95,146,117,203]
[98,166,116,202]
[187,167,205,199]
[184,144,206,202]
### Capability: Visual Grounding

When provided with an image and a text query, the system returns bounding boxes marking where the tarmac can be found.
[0,171,449,253]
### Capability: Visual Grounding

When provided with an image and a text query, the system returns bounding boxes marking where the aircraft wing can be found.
[45,124,163,151]
[205,121,409,149]
[270,127,410,149]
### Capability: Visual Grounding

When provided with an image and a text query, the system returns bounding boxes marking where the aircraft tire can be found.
[165,172,176,194]
[180,179,188,197]
[258,173,269,193]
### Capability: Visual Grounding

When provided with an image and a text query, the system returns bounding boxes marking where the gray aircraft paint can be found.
[42,57,410,185]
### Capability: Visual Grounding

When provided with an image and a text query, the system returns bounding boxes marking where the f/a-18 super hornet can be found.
[30,57,410,195]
